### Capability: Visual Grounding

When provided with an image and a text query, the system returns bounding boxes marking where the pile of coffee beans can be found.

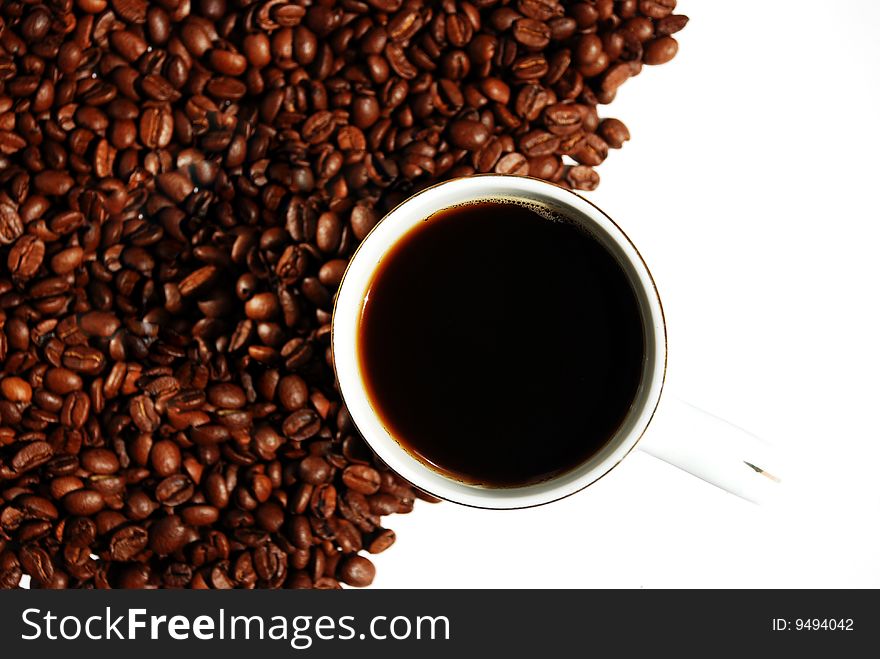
[0,0,687,588]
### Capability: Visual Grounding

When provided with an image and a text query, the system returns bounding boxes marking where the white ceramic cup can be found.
[333,175,781,509]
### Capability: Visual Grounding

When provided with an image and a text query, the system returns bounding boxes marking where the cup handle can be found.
[636,396,783,504]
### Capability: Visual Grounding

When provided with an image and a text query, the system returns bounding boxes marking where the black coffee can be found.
[358,200,645,487]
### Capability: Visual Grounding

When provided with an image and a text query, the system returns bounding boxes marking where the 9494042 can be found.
[772,619,854,631]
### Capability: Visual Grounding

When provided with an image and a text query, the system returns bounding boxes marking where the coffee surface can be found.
[359,201,645,487]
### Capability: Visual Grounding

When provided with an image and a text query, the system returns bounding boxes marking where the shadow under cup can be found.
[333,176,667,509]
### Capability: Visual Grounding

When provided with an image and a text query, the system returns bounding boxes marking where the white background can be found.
[373,0,880,588]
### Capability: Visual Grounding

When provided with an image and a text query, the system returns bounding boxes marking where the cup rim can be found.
[331,174,667,509]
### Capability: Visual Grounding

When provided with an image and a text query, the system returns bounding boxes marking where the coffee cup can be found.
[333,175,781,508]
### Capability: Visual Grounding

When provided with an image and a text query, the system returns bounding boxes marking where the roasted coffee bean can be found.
[208,383,247,409]
[278,375,308,411]
[81,448,119,475]
[310,483,337,519]
[35,390,65,413]
[62,489,105,516]
[62,347,105,375]
[543,103,584,136]
[495,152,530,175]
[283,409,322,441]
[130,395,160,432]
[602,61,632,92]
[576,32,604,66]
[124,491,158,522]
[656,14,689,37]
[519,130,561,157]
[0,204,24,245]
[78,311,121,338]
[149,515,188,556]
[19,545,54,586]
[150,440,181,477]
[512,18,552,50]
[251,501,282,533]
[529,154,564,180]
[599,118,631,148]
[8,235,45,279]
[644,36,679,65]
[139,107,173,149]
[571,132,610,166]
[639,0,676,20]
[50,247,85,275]
[181,505,220,527]
[353,96,381,129]
[45,368,82,394]
[474,137,504,171]
[515,84,551,121]
[109,525,149,561]
[179,266,219,297]
[302,112,336,144]
[243,32,271,67]
[245,292,279,321]
[368,493,400,516]
[155,475,195,506]
[14,496,58,521]
[11,441,53,473]
[342,465,382,495]
[449,119,490,150]
[298,455,332,485]
[318,259,347,288]
[367,528,396,554]
[316,212,342,253]
[350,205,379,241]
[33,171,74,196]
[203,472,230,509]
[209,50,248,77]
[61,391,90,428]
[64,517,96,548]
[1,377,32,404]
[191,424,231,445]
[157,172,194,203]
[566,165,601,190]
[338,555,375,587]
